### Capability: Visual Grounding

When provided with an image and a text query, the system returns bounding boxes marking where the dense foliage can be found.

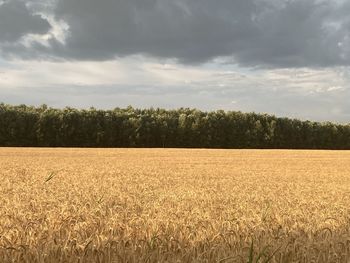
[0,103,349,149]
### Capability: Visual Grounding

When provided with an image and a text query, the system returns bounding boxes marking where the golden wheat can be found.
[1,148,350,262]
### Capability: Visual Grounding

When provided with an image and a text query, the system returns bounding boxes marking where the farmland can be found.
[1,148,350,262]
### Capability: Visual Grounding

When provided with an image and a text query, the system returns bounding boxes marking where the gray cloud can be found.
[50,0,258,63]
[2,0,350,68]
[0,0,51,42]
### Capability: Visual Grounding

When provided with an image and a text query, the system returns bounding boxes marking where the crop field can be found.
[1,148,350,262]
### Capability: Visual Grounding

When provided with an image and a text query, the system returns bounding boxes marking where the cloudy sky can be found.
[1,0,350,122]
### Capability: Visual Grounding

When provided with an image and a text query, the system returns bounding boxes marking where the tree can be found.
[0,103,349,149]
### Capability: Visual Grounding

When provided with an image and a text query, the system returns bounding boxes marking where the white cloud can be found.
[1,57,350,122]
[327,86,345,92]
[0,57,348,94]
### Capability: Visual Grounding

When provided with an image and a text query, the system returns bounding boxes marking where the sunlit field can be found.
[1,148,350,262]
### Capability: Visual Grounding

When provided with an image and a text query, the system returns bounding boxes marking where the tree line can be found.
[0,103,349,149]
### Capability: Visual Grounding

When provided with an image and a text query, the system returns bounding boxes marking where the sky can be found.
[1,0,350,122]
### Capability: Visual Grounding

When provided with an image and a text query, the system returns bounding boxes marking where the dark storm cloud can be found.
[51,0,258,63]
[3,0,350,67]
[0,0,51,42]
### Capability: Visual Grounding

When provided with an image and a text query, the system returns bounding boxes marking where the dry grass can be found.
[1,148,350,262]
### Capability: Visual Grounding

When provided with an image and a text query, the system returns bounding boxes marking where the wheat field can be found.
[1,148,350,262]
